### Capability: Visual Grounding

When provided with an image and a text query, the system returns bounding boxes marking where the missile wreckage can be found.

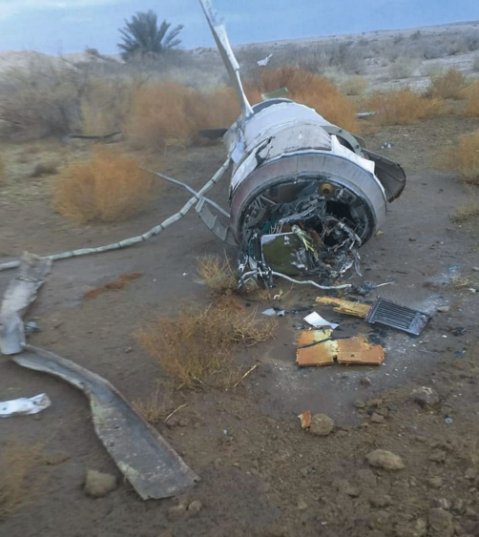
[0,0,406,292]
[197,0,406,289]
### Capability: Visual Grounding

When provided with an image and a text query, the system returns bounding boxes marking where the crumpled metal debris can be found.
[13,346,199,500]
[0,393,51,417]
[296,332,385,367]
[0,252,51,355]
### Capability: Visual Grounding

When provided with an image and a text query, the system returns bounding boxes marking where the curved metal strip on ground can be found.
[13,346,199,500]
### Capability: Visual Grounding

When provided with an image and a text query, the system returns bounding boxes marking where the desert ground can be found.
[1,21,479,537]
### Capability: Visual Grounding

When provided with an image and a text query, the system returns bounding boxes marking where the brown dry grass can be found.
[451,202,479,224]
[136,304,276,388]
[126,82,242,151]
[0,157,5,185]
[367,89,445,125]
[254,66,359,132]
[427,68,468,100]
[464,81,479,117]
[0,443,42,520]
[197,255,238,296]
[340,76,369,96]
[54,147,154,222]
[84,272,143,299]
[442,130,479,185]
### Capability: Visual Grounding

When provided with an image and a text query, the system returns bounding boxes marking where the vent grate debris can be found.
[366,298,430,336]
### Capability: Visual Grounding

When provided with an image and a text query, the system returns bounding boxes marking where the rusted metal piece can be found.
[13,346,199,499]
[295,333,384,367]
[0,252,51,355]
[315,296,371,318]
[366,298,430,336]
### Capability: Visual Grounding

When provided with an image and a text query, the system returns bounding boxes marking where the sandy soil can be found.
[1,109,479,537]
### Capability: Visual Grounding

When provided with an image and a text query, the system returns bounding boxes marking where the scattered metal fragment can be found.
[316,296,371,318]
[13,346,199,500]
[296,332,384,367]
[303,311,339,329]
[0,252,51,354]
[262,307,286,317]
[0,393,51,417]
[366,298,430,336]
[297,410,312,429]
[336,337,385,365]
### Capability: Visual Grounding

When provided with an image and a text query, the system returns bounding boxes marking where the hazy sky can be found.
[0,0,478,55]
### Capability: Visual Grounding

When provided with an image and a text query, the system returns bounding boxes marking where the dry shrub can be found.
[136,304,276,388]
[197,255,237,295]
[126,82,241,150]
[254,66,358,131]
[30,161,59,177]
[428,68,468,100]
[451,202,479,224]
[54,148,154,222]
[81,78,134,135]
[367,90,444,125]
[0,157,5,185]
[0,61,81,140]
[464,81,479,117]
[340,76,369,96]
[442,130,479,185]
[0,443,42,520]
[133,386,171,425]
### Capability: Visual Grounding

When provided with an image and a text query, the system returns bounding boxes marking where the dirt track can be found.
[1,112,479,537]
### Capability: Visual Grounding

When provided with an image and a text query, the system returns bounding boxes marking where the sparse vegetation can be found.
[0,61,81,140]
[367,89,444,125]
[443,130,479,184]
[464,80,479,117]
[0,157,5,185]
[54,148,154,222]
[136,304,276,388]
[197,255,238,296]
[427,68,468,99]
[451,202,479,224]
[30,161,59,177]
[0,443,42,520]
[254,67,358,132]
[340,76,369,96]
[118,11,183,61]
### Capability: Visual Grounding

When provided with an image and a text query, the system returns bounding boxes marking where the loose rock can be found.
[84,469,117,498]
[366,449,405,471]
[411,386,440,408]
[429,449,447,463]
[369,494,392,508]
[428,508,454,537]
[428,476,443,489]
[167,503,187,520]
[188,500,203,514]
[370,412,385,424]
[309,413,334,436]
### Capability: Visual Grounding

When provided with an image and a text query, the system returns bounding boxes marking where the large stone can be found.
[428,508,454,537]
[84,469,117,498]
[366,449,405,471]
[309,413,334,436]
[411,386,440,408]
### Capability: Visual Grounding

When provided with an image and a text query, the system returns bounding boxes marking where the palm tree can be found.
[118,11,184,60]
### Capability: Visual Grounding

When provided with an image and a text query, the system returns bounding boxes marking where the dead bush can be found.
[54,148,154,222]
[197,255,238,296]
[0,443,42,520]
[0,61,81,140]
[442,130,479,185]
[136,304,276,388]
[427,68,468,100]
[367,90,445,125]
[30,161,59,177]
[81,77,134,136]
[340,76,369,96]
[126,82,243,150]
[464,81,479,117]
[451,202,479,224]
[254,67,358,132]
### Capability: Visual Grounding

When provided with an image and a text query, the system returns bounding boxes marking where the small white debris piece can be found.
[257,53,273,66]
[303,311,339,330]
[0,393,51,417]
[262,308,286,317]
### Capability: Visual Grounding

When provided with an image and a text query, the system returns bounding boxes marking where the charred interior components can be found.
[199,0,406,287]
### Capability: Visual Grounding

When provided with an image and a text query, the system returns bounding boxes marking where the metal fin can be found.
[198,0,253,118]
